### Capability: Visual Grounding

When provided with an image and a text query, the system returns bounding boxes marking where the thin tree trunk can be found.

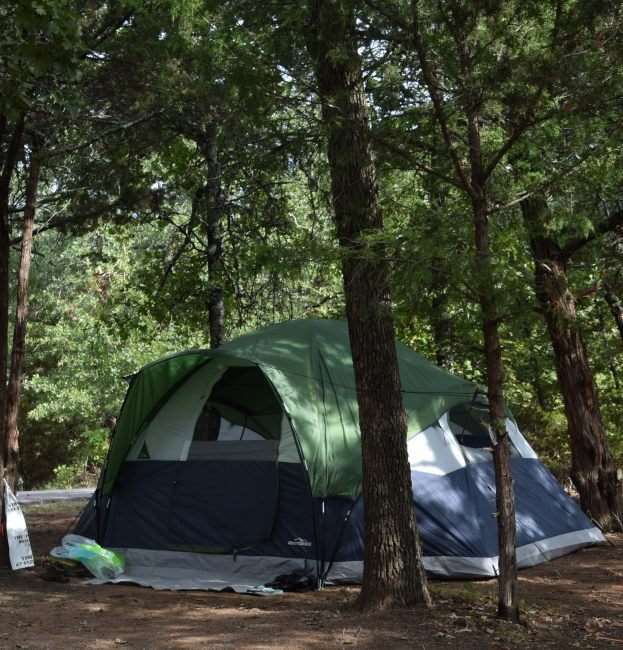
[425,143,453,368]
[411,1,517,619]
[200,123,225,349]
[307,0,430,611]
[472,196,519,622]
[531,356,549,411]
[0,117,25,567]
[524,323,549,411]
[430,257,452,367]
[4,145,41,489]
[604,285,623,343]
[464,65,517,620]
[522,196,622,531]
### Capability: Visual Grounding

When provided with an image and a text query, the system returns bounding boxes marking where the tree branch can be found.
[372,133,463,189]
[46,110,165,160]
[0,116,25,208]
[157,189,202,294]
[410,0,473,196]
[562,208,623,260]
[89,10,134,47]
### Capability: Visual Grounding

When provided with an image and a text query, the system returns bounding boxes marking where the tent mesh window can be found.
[187,367,282,461]
[448,403,493,449]
[447,403,519,463]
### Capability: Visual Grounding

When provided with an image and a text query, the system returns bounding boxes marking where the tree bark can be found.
[0,117,25,566]
[0,118,25,454]
[4,145,41,489]
[307,0,430,611]
[522,196,622,531]
[199,123,225,349]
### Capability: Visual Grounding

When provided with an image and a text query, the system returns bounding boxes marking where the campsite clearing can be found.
[0,502,621,649]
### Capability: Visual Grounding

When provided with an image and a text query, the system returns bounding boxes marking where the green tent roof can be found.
[102,319,477,497]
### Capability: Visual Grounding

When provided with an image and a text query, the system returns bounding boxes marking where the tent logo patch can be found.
[287,537,312,547]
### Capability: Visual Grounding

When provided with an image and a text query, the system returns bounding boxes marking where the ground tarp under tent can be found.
[76,319,604,591]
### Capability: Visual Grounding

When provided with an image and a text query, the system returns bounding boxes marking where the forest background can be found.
[0,0,621,493]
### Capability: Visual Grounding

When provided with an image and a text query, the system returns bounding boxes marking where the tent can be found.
[77,319,604,591]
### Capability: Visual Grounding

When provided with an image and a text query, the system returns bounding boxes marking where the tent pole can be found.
[321,500,357,583]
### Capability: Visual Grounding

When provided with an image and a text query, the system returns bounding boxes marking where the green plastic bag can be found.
[50,534,125,579]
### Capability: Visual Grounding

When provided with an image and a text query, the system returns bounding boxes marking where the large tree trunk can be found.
[4,146,41,489]
[307,0,430,611]
[0,118,25,453]
[0,117,25,567]
[200,123,225,349]
[522,196,622,531]
[472,196,518,622]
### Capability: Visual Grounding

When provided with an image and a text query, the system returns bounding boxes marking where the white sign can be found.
[3,479,34,570]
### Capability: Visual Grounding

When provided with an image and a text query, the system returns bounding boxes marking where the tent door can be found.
[169,451,280,552]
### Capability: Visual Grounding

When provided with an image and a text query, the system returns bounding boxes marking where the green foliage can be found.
[19,182,341,486]
[45,427,109,489]
[3,0,622,489]
[19,223,208,487]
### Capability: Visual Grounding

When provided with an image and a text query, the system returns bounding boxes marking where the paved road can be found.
[16,488,94,504]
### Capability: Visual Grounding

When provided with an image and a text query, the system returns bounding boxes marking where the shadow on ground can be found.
[0,502,621,649]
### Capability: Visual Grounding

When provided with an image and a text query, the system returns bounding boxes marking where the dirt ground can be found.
[1,502,622,649]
